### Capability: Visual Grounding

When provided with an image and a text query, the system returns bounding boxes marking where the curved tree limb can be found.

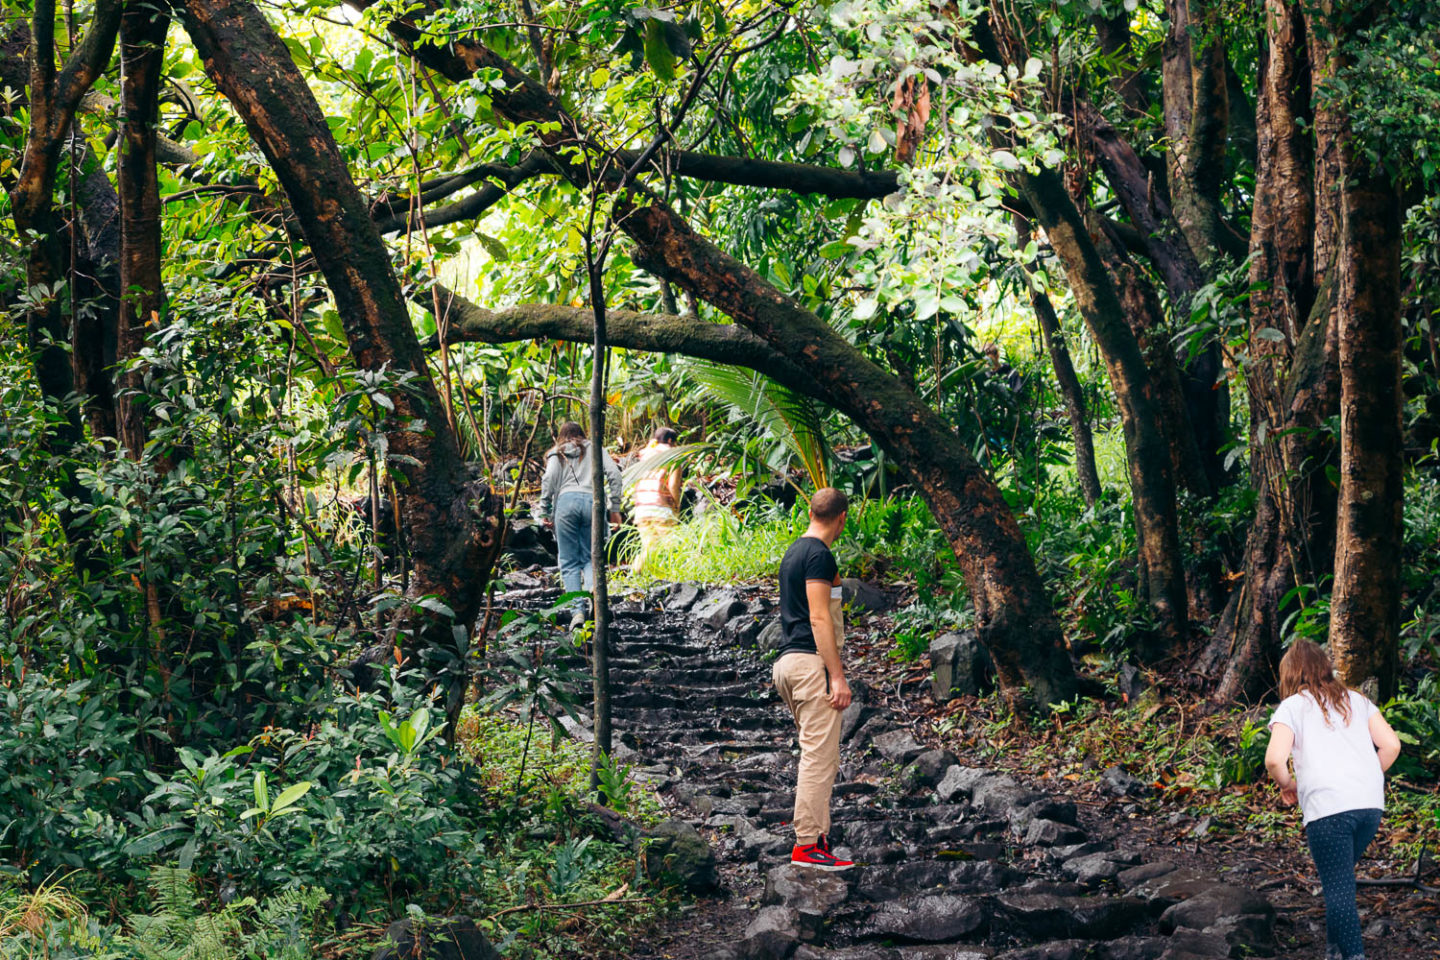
[416,285,826,400]
[176,0,507,720]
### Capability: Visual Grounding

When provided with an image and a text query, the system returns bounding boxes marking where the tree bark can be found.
[117,0,168,460]
[423,292,825,398]
[1033,285,1103,508]
[1162,0,1246,265]
[377,22,1077,709]
[176,0,505,727]
[1016,219,1101,507]
[1326,8,1404,701]
[1205,0,1338,703]
[1072,98,1230,494]
[1018,168,1188,652]
[72,151,122,441]
[1093,13,1150,117]
[11,0,122,455]
[586,259,613,767]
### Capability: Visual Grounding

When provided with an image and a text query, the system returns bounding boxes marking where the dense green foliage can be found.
[2,0,1439,953]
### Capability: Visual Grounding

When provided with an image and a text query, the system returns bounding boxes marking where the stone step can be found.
[494,583,1276,960]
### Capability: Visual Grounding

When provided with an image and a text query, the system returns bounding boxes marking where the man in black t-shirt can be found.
[772,487,854,871]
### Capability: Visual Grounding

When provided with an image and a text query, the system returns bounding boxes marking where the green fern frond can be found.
[147,867,197,922]
[119,868,323,960]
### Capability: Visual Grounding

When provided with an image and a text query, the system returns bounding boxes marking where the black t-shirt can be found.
[777,536,838,656]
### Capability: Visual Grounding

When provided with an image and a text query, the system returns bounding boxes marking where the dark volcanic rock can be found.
[1159,885,1275,955]
[1061,852,1126,887]
[936,765,989,803]
[758,618,786,654]
[970,774,1043,817]
[794,948,901,960]
[1021,818,1087,847]
[841,578,894,614]
[929,630,992,700]
[727,612,765,644]
[1155,930,1231,958]
[993,893,1149,941]
[904,749,960,790]
[1098,937,1170,960]
[1122,864,1217,904]
[870,729,927,763]
[994,942,1091,960]
[763,864,851,916]
[370,916,499,960]
[743,906,800,959]
[644,820,720,893]
[858,893,988,943]
[668,582,704,612]
[1101,764,1151,798]
[693,591,747,629]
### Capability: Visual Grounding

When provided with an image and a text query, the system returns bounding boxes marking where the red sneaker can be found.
[791,841,854,871]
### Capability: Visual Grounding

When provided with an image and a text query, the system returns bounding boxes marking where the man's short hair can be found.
[810,487,848,522]
[653,426,679,444]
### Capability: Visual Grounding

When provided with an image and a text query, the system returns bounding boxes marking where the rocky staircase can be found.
[512,581,1280,960]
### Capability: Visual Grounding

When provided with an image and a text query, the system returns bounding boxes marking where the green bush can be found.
[134,682,491,911]
[1383,674,1440,781]
[0,659,153,881]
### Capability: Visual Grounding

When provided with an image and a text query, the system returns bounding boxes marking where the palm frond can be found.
[620,443,714,492]
[690,363,830,489]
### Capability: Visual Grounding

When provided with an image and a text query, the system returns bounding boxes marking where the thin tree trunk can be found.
[586,256,613,765]
[1033,289,1102,508]
[1017,219,1101,506]
[117,0,167,459]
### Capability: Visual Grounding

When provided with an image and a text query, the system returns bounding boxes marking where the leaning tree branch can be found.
[634,149,900,199]
[415,284,827,400]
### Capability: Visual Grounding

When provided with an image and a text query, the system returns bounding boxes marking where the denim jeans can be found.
[1305,807,1383,960]
[554,491,598,595]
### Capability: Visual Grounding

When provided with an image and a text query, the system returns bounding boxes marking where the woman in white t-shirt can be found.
[1265,639,1402,960]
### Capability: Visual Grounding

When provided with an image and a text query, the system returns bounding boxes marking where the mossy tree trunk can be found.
[177,0,505,731]
[1325,3,1404,701]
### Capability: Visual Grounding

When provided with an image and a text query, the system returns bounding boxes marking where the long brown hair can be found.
[546,421,587,458]
[1278,639,1353,726]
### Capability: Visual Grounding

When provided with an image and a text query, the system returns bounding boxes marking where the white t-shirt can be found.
[1268,689,1384,825]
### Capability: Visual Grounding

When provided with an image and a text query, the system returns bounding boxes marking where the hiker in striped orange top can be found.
[630,426,684,573]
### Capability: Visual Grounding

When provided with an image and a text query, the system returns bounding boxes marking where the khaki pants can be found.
[633,512,677,572]
[772,652,842,845]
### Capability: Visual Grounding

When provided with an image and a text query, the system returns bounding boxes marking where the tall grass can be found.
[623,496,962,588]
[631,505,811,583]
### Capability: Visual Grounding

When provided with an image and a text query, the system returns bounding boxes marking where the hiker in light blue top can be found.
[536,421,623,597]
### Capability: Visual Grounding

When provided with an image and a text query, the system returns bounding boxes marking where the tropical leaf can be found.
[620,442,715,492]
[690,363,830,489]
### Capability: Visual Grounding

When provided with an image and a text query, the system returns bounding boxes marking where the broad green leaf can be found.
[268,781,313,816]
[643,21,677,81]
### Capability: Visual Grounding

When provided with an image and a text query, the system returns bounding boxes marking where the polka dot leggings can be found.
[1305,808,1383,960]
